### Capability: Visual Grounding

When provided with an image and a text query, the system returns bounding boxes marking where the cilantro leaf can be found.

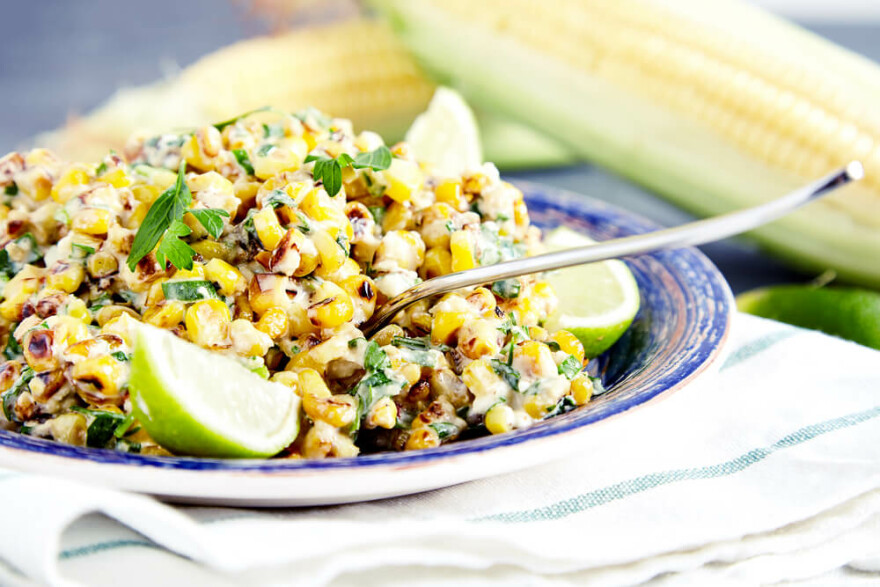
[3,330,22,360]
[491,279,521,299]
[2,367,34,423]
[156,220,195,271]
[364,341,390,372]
[127,162,191,271]
[306,146,392,197]
[352,146,392,170]
[110,351,131,362]
[188,208,230,239]
[429,422,459,440]
[490,358,520,391]
[265,189,297,209]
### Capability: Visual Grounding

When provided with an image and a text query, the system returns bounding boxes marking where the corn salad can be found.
[0,108,598,458]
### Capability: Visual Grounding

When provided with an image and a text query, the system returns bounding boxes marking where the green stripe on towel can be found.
[478,405,880,523]
[721,330,797,371]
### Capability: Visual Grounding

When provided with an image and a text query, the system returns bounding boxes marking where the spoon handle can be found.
[362,161,863,336]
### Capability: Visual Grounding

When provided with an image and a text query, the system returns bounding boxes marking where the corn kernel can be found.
[248,273,288,316]
[405,426,440,450]
[252,207,285,250]
[228,319,272,357]
[308,281,354,329]
[313,229,346,274]
[384,158,422,203]
[70,355,125,402]
[431,311,467,345]
[297,368,331,398]
[571,373,594,405]
[99,168,131,189]
[86,252,118,279]
[46,263,85,293]
[71,208,112,235]
[66,298,90,323]
[303,392,356,428]
[366,397,397,430]
[51,167,90,204]
[270,371,300,392]
[450,230,476,272]
[485,404,514,434]
[50,413,88,446]
[434,179,466,210]
[204,258,246,296]
[420,247,452,279]
[256,307,289,340]
[550,330,586,364]
[191,240,234,262]
[253,140,306,180]
[143,301,186,329]
[185,299,231,348]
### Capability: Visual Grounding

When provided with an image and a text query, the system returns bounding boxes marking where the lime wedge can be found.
[405,86,482,176]
[129,325,301,458]
[544,227,641,358]
[737,285,880,350]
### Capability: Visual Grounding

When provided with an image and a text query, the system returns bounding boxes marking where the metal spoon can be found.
[361,161,864,337]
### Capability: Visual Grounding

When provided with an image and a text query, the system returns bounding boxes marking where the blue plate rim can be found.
[0,181,734,472]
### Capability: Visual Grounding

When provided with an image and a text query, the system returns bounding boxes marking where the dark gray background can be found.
[1,1,875,293]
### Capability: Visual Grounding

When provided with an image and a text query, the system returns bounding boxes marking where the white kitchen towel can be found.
[0,313,878,587]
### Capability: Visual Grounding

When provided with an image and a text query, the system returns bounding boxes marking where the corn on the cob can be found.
[371,0,880,286]
[36,20,572,170]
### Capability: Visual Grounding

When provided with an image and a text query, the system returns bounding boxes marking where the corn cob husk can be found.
[369,0,880,287]
[36,19,572,169]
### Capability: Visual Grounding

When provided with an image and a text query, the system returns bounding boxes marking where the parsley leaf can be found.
[490,358,520,391]
[156,220,195,271]
[364,341,390,372]
[306,146,393,197]
[352,146,392,170]
[127,162,191,271]
[188,208,230,239]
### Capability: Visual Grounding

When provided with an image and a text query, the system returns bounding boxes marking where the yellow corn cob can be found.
[372,0,880,286]
[37,20,570,169]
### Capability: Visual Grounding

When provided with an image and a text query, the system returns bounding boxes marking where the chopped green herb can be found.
[4,183,18,196]
[162,280,219,301]
[496,213,510,222]
[256,144,275,157]
[557,355,583,380]
[262,123,284,138]
[15,233,42,264]
[71,243,96,259]
[364,341,390,372]
[88,292,112,314]
[546,341,562,352]
[0,249,14,279]
[335,233,350,256]
[445,220,456,233]
[3,329,22,360]
[348,338,364,349]
[429,422,459,440]
[95,161,108,176]
[233,149,255,176]
[250,364,270,379]
[113,413,135,438]
[391,336,430,351]
[491,279,521,299]
[490,358,520,391]
[265,189,297,209]
[543,396,577,419]
[293,106,333,130]
[110,351,131,362]
[54,207,71,227]
[306,146,392,197]
[590,376,608,396]
[368,206,386,225]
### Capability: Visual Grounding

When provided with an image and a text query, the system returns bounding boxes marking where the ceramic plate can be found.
[0,183,734,506]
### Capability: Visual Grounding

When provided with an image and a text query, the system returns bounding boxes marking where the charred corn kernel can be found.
[421,247,452,279]
[304,393,356,428]
[191,239,234,262]
[51,167,90,204]
[46,263,85,293]
[371,324,405,347]
[185,299,231,348]
[22,329,57,371]
[86,252,118,279]
[485,403,514,434]
[248,273,288,316]
[143,301,186,329]
[434,179,467,210]
[63,338,96,361]
[255,307,289,339]
[381,201,413,232]
[461,358,500,397]
[99,167,131,189]
[450,230,476,272]
[70,355,125,400]
[253,140,307,180]
[571,374,594,405]
[405,426,440,450]
[66,298,90,322]
[144,277,168,307]
[308,281,354,328]
[96,305,139,327]
[286,303,316,336]
[457,318,500,359]
[297,367,331,398]
[228,319,273,357]
[367,397,397,429]
[384,158,422,203]
[316,256,360,284]
[341,274,377,321]
[550,330,586,364]
[270,370,300,392]
[50,413,88,446]
[302,419,360,458]
[251,207,285,250]
[313,229,346,273]
[204,258,245,296]
[431,311,467,345]
[71,208,112,235]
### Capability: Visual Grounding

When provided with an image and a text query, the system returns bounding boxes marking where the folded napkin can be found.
[1,314,879,587]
